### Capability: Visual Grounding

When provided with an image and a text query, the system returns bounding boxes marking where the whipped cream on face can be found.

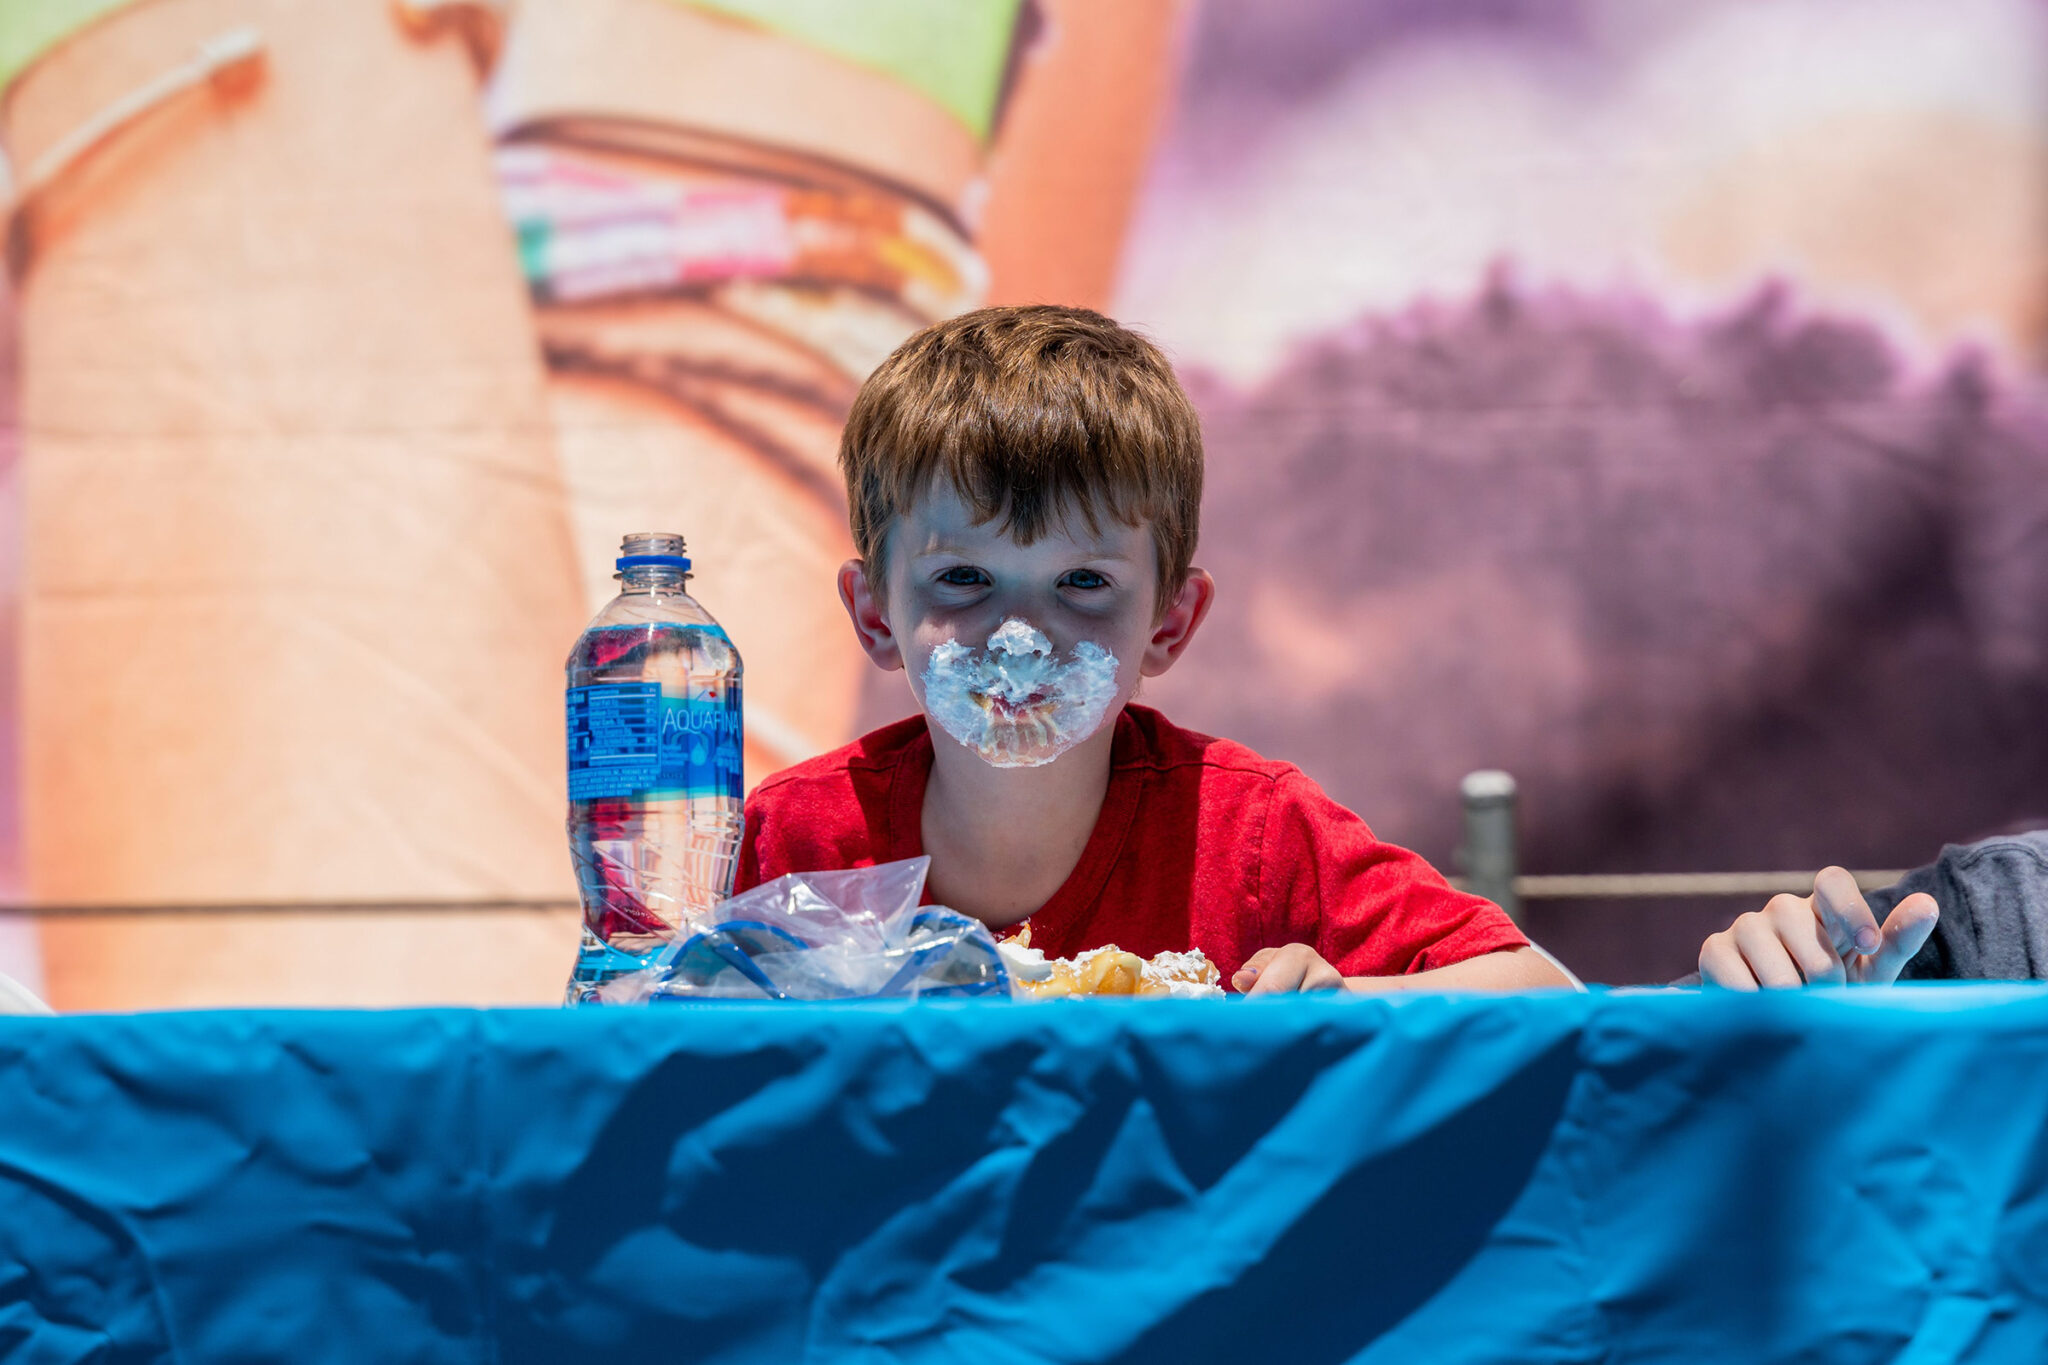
[921,617,1120,768]
[986,618,1048,655]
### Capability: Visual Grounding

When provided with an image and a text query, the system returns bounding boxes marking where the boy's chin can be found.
[928,702,1121,769]
[953,715,1068,768]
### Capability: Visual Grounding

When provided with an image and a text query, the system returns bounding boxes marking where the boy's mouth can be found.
[972,689,1052,719]
[922,619,1120,768]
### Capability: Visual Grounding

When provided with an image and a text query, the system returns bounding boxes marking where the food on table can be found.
[998,926,1226,999]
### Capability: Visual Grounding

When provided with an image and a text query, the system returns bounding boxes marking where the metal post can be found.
[1458,770,1520,926]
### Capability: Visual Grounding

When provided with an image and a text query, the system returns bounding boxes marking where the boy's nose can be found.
[980,610,1063,654]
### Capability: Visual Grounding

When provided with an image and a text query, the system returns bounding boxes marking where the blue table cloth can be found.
[2,988,2046,1364]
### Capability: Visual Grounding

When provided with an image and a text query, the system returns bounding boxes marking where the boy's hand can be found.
[1233,944,1346,995]
[1697,865,1939,989]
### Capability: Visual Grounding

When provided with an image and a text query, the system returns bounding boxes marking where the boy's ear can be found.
[838,559,904,672]
[1139,567,1215,678]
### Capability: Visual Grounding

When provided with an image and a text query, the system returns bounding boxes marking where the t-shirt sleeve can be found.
[1259,771,1528,975]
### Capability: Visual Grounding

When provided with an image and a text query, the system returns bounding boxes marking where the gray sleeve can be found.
[1866,833,2048,981]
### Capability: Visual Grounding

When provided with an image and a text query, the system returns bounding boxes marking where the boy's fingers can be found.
[1733,915,1804,989]
[1699,932,1759,990]
[1245,958,1308,995]
[1243,946,1318,996]
[1763,897,1844,984]
[1235,944,1357,994]
[1863,893,1940,984]
[1812,866,1882,957]
[1303,957,1346,991]
[1232,948,1278,992]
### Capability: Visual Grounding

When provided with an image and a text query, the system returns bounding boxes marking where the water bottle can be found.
[564,532,744,1002]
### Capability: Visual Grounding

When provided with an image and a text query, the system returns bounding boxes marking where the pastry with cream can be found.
[997,927,1225,999]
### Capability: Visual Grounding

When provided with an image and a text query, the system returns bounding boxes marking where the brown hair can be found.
[839,304,1203,608]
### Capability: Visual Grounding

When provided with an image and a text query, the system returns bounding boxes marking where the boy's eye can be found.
[937,567,990,588]
[1061,569,1109,591]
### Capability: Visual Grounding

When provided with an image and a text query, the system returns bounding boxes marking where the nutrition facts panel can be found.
[566,683,661,799]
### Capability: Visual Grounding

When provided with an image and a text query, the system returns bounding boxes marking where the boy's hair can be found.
[839,304,1203,608]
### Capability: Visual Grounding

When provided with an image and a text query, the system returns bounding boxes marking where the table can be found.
[3,988,2046,1363]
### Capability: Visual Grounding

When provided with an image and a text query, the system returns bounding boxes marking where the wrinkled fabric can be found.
[2,989,2047,1363]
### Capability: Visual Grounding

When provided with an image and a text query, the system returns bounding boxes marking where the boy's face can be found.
[841,483,1210,767]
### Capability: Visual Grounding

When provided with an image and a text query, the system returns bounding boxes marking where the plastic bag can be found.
[596,857,1012,1002]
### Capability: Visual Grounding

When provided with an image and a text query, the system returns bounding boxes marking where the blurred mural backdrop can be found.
[2,0,2045,1003]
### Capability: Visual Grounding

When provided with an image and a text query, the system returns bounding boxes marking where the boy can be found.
[735,305,1573,994]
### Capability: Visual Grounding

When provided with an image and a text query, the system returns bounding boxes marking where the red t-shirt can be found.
[735,704,1526,984]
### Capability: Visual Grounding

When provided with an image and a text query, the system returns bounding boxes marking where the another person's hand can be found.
[1698,865,1939,989]
[1234,943,1346,995]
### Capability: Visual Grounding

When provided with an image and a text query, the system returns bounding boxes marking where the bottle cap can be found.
[616,532,690,573]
